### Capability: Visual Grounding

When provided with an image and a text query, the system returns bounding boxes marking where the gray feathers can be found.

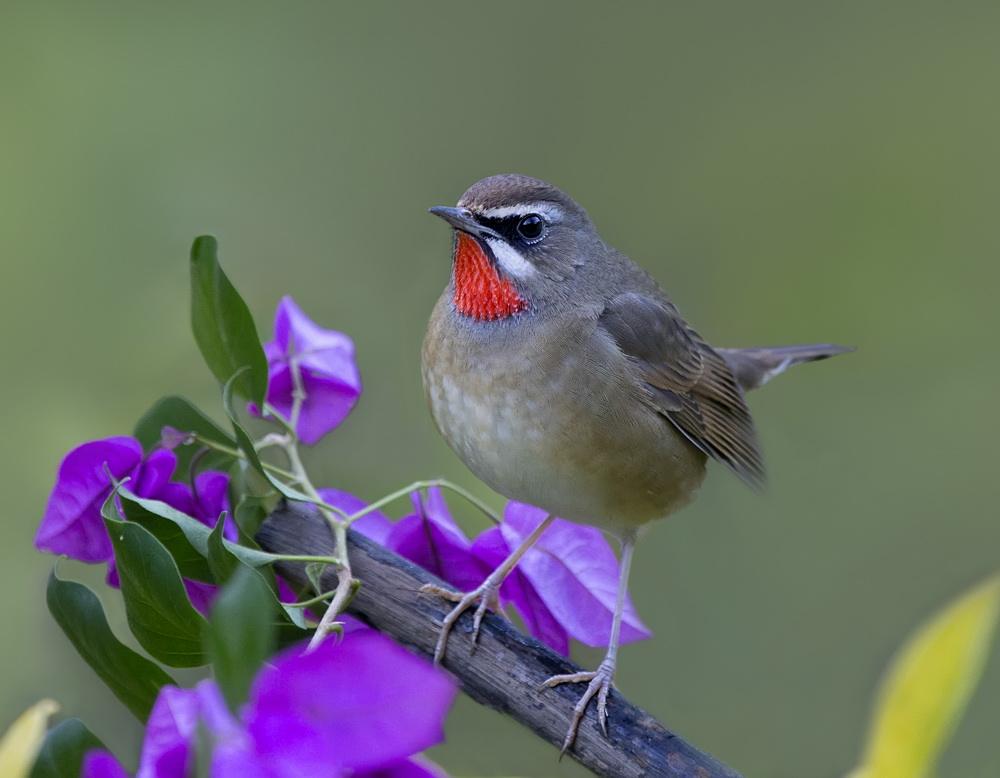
[718,344,854,392]
[598,293,766,489]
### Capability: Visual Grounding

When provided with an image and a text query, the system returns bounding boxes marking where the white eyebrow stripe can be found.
[484,238,537,279]
[477,202,564,222]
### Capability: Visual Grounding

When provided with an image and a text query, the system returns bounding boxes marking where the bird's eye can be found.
[516,214,546,243]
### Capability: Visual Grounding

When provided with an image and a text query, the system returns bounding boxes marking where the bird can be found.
[421,173,850,753]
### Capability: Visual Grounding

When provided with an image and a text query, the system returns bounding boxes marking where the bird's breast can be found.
[421,300,707,532]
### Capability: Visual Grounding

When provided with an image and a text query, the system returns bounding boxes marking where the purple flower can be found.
[246,631,455,777]
[82,750,130,778]
[317,487,393,545]
[471,526,570,655]
[36,435,235,614]
[494,502,651,650]
[386,488,485,592]
[85,632,455,778]
[36,437,142,562]
[255,296,362,445]
[156,471,234,537]
[36,438,172,563]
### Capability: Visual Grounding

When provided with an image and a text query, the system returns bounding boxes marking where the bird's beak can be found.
[428,206,500,240]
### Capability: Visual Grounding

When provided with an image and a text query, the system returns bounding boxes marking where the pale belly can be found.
[422,307,707,535]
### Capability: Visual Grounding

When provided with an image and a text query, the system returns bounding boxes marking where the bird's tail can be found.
[717,343,853,392]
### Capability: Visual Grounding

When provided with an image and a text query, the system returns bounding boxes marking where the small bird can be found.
[422,174,849,753]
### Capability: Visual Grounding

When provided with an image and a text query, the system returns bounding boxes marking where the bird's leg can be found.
[421,513,555,664]
[543,532,637,755]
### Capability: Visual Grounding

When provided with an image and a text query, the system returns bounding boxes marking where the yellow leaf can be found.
[0,699,60,778]
[851,575,1000,778]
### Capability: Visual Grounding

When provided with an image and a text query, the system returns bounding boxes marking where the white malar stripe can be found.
[477,202,564,222]
[485,238,536,278]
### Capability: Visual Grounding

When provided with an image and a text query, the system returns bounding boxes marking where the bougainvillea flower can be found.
[246,631,455,777]
[83,632,455,778]
[36,435,239,613]
[156,470,234,537]
[82,750,130,778]
[317,487,393,545]
[386,488,485,592]
[107,465,233,614]
[36,437,163,563]
[471,526,570,655]
[497,502,651,648]
[255,296,362,445]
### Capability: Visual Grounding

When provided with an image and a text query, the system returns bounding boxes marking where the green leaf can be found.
[114,486,307,636]
[189,235,268,407]
[221,372,313,504]
[206,513,239,583]
[233,494,272,540]
[46,573,174,719]
[204,514,309,631]
[228,459,276,502]
[134,395,237,473]
[103,514,210,668]
[29,719,106,778]
[0,700,59,778]
[204,566,276,711]
[119,492,214,582]
[116,486,281,570]
[849,575,1000,778]
[305,562,328,596]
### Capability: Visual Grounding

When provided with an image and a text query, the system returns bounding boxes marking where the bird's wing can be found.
[598,292,765,488]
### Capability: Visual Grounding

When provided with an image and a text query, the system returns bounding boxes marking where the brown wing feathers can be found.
[598,293,766,489]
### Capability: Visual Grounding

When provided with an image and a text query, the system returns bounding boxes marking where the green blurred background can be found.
[3,1,999,775]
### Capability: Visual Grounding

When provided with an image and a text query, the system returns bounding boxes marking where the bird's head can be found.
[430,174,597,322]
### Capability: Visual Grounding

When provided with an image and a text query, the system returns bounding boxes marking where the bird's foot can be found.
[542,656,617,755]
[420,579,502,664]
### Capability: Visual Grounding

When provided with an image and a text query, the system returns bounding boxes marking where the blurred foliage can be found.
[848,576,1000,778]
[2,1,999,776]
[0,700,58,778]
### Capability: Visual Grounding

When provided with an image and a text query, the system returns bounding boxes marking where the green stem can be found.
[275,352,354,652]
[191,436,298,482]
[343,478,499,526]
[283,591,335,609]
[190,434,350,517]
[269,554,343,565]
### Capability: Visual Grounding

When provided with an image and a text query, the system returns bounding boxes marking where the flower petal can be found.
[317,488,393,545]
[471,527,569,655]
[273,296,361,383]
[35,437,143,562]
[361,756,450,778]
[82,750,131,778]
[262,297,362,445]
[245,632,456,776]
[184,579,218,616]
[131,449,177,499]
[137,681,247,778]
[265,367,360,445]
[137,685,199,778]
[501,502,651,647]
[154,471,231,533]
[386,489,484,592]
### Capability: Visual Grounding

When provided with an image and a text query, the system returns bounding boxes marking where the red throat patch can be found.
[452,232,527,321]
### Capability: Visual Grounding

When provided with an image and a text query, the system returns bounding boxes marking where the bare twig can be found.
[257,503,743,778]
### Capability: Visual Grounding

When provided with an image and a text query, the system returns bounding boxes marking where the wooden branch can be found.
[257,504,742,778]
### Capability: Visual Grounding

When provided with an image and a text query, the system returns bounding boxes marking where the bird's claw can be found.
[419,583,463,602]
[543,657,617,755]
[420,579,501,664]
